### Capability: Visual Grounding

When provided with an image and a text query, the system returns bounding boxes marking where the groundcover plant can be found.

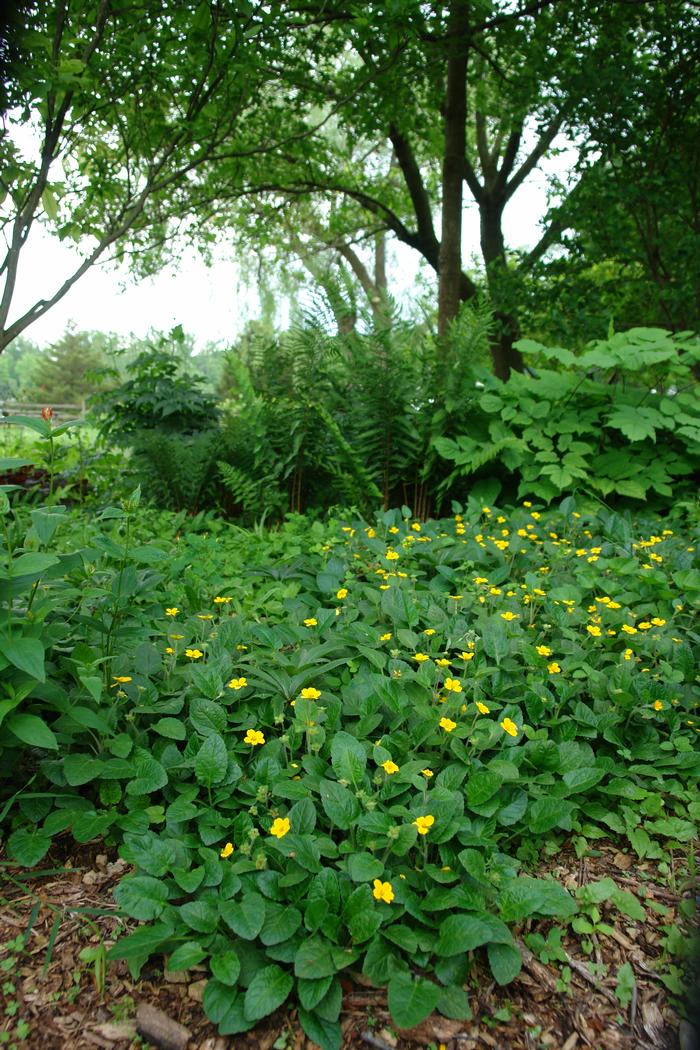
[1,493,698,1046]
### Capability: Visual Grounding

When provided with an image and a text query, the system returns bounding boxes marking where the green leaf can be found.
[210,950,241,986]
[8,553,59,575]
[607,405,663,442]
[0,637,46,681]
[260,903,302,946]
[347,852,385,882]
[167,943,208,972]
[6,713,58,750]
[114,876,169,920]
[126,752,168,795]
[220,892,266,940]
[298,1009,342,1050]
[319,779,361,829]
[436,915,495,956]
[615,962,636,1008]
[562,768,605,794]
[194,733,228,786]
[435,985,472,1020]
[64,754,106,786]
[487,942,522,985]
[202,980,253,1034]
[466,769,501,807]
[499,877,577,921]
[294,937,337,979]
[330,731,366,785]
[243,965,293,1021]
[179,899,219,933]
[7,827,52,867]
[153,717,187,740]
[528,798,575,834]
[387,972,441,1029]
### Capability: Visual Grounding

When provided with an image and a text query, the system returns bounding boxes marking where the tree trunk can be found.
[480,198,524,380]
[437,0,469,341]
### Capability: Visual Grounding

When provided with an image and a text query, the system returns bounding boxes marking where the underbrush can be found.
[0,489,698,1044]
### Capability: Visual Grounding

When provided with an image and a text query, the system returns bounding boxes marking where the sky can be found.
[6,140,575,352]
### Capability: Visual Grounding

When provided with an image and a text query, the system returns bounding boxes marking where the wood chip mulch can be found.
[0,839,697,1050]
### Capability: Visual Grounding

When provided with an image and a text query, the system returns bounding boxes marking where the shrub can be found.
[434,327,700,503]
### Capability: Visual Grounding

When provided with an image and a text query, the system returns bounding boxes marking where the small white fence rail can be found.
[0,401,86,422]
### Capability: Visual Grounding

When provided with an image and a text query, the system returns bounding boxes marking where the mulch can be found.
[0,839,696,1050]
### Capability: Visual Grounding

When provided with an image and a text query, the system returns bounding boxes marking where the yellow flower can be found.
[244,729,265,746]
[220,842,234,858]
[476,702,490,715]
[385,550,399,561]
[228,677,247,690]
[651,617,666,627]
[421,768,434,778]
[621,624,637,635]
[413,814,435,835]
[389,526,399,534]
[366,527,376,538]
[236,644,248,651]
[198,614,213,621]
[303,618,318,627]
[435,658,450,668]
[336,588,348,600]
[459,651,475,661]
[165,646,174,654]
[444,677,462,693]
[185,649,203,659]
[586,625,602,637]
[547,662,561,674]
[411,522,422,532]
[500,611,518,621]
[638,621,652,630]
[382,759,399,774]
[439,717,457,732]
[414,653,430,663]
[214,596,232,604]
[300,687,321,700]
[500,717,518,737]
[536,645,552,657]
[380,632,392,641]
[372,879,394,904]
[623,648,634,661]
[270,817,290,839]
[165,607,179,616]
[653,700,663,711]
[423,628,436,636]
[448,594,463,601]
[474,576,488,584]
[169,633,184,639]
[111,675,132,685]
[523,500,532,507]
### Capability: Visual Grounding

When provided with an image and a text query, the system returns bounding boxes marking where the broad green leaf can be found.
[294,937,337,979]
[260,903,302,946]
[7,827,52,867]
[167,943,208,972]
[436,915,495,956]
[330,731,366,784]
[220,892,266,940]
[0,637,46,681]
[298,1009,342,1050]
[387,972,441,1029]
[319,779,361,829]
[210,950,241,986]
[6,713,58,750]
[194,733,228,786]
[243,965,293,1021]
[487,942,522,985]
[347,852,385,882]
[114,875,169,920]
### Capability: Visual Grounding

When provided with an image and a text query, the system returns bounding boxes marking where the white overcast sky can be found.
[7,143,574,351]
